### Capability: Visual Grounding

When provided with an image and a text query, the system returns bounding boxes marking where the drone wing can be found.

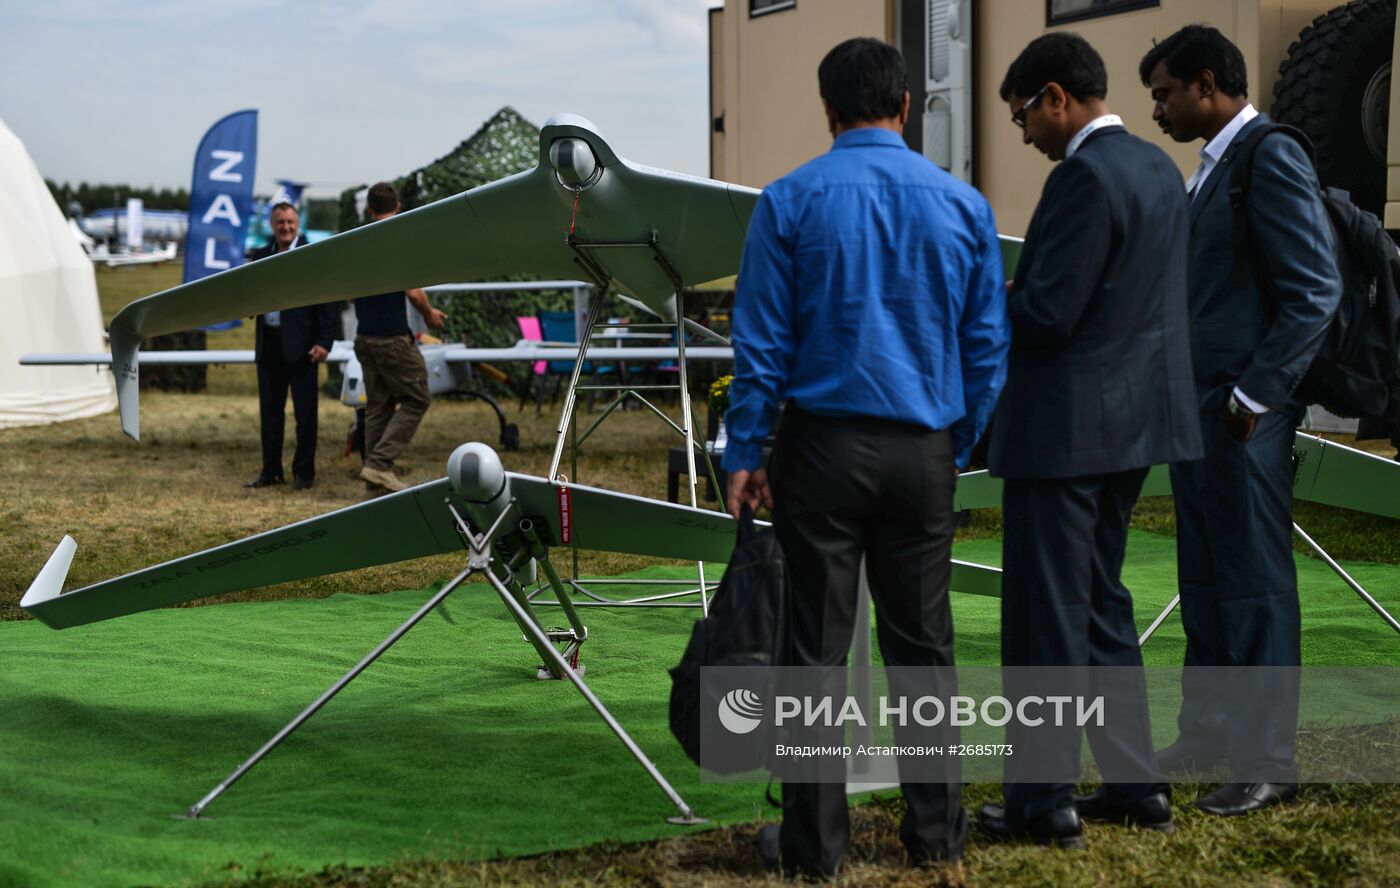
[21,472,746,630]
[20,342,735,368]
[19,350,257,365]
[22,481,460,629]
[106,113,759,440]
[1292,433,1400,519]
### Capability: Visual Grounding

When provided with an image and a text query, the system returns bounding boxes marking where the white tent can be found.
[0,117,116,428]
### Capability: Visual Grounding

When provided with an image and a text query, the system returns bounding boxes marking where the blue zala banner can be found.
[184,109,257,330]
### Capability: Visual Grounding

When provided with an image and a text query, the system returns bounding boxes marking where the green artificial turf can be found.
[1,532,1398,887]
[949,532,1400,668]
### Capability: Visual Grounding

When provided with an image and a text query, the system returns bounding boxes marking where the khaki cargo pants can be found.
[354,334,431,472]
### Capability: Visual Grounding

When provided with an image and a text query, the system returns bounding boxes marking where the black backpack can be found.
[668,506,789,774]
[1230,123,1400,422]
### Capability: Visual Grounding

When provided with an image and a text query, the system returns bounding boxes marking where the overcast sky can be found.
[0,0,714,197]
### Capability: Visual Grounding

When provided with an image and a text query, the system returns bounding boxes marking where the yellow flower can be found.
[709,375,733,416]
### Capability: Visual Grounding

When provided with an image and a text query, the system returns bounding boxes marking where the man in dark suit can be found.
[978,33,1202,848]
[246,202,337,490]
[1141,25,1341,815]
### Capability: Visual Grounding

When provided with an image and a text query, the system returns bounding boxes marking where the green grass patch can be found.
[0,570,759,888]
[3,535,1399,886]
[4,269,1399,885]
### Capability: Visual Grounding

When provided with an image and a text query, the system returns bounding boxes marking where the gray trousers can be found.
[354,334,431,471]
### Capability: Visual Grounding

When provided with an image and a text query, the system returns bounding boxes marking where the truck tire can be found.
[1273,0,1396,216]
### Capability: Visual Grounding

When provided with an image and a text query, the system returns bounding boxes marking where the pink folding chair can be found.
[515,316,548,412]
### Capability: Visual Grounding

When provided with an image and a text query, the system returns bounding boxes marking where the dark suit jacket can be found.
[250,236,337,364]
[1184,113,1342,413]
[989,126,1202,479]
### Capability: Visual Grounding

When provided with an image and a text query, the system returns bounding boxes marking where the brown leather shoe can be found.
[359,465,407,492]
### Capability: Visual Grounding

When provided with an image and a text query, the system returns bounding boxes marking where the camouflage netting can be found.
[337,105,541,228]
[337,106,579,394]
[334,106,730,400]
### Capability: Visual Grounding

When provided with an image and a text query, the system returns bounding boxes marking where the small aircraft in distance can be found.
[19,113,1400,826]
[67,217,178,268]
[84,240,178,269]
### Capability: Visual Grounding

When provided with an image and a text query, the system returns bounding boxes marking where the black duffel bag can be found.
[668,505,789,774]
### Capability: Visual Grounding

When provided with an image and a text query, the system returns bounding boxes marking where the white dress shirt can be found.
[1065,114,1123,159]
[1185,104,1258,202]
[261,238,299,328]
[1181,104,1270,414]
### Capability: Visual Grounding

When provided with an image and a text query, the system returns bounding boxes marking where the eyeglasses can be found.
[1011,85,1049,130]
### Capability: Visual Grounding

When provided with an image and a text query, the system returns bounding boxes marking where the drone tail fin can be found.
[20,536,78,629]
[110,327,141,441]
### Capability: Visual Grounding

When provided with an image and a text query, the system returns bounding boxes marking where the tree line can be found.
[46,179,339,230]
[46,180,191,216]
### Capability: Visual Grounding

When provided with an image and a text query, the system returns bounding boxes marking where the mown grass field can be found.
[3,264,1400,886]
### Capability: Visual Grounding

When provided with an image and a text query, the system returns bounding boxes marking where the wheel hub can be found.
[1361,60,1391,166]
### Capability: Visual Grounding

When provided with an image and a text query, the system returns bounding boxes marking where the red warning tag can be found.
[557,483,573,544]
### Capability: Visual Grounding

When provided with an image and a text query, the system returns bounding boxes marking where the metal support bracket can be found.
[1137,520,1400,647]
[180,497,703,825]
[542,234,715,615]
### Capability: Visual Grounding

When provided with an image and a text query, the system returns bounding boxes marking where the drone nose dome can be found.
[448,442,508,505]
[549,137,602,189]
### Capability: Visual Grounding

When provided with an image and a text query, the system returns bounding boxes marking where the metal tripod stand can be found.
[181,495,703,825]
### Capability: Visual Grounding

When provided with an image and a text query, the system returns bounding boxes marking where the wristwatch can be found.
[1223,392,1259,443]
[1227,392,1258,421]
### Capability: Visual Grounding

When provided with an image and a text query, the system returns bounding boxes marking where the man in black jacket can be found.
[246,202,337,490]
[978,33,1202,848]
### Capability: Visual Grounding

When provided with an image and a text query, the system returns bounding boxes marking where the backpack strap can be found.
[1228,123,1318,309]
[1227,124,1316,218]
[736,502,756,547]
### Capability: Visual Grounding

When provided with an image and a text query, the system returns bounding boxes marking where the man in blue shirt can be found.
[725,37,1008,878]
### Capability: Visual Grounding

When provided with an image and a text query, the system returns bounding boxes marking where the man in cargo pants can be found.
[353,181,447,493]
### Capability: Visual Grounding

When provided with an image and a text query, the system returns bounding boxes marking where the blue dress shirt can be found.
[723,127,1009,472]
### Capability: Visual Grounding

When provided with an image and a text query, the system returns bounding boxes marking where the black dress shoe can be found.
[1195,782,1298,816]
[244,474,284,489]
[755,823,780,873]
[978,803,1085,849]
[1156,738,1226,776]
[292,477,314,490]
[1073,789,1174,832]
